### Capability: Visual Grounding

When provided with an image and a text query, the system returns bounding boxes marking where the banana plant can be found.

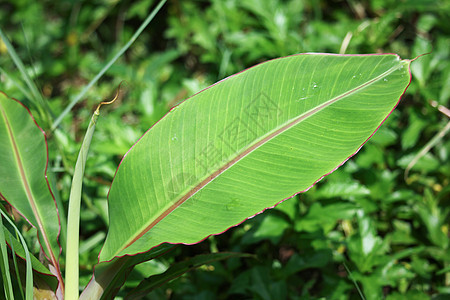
[0,53,412,299]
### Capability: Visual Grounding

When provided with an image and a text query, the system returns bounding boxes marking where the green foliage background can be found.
[0,0,449,299]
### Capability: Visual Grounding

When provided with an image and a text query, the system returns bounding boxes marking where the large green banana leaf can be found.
[100,54,411,262]
[0,92,61,278]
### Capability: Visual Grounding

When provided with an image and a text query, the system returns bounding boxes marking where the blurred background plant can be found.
[0,0,449,299]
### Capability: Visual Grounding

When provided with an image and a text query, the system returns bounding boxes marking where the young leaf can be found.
[0,92,62,286]
[64,109,100,300]
[100,53,411,262]
[65,85,123,300]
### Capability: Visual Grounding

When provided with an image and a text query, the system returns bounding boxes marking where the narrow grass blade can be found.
[0,28,51,125]
[404,120,450,182]
[0,209,33,300]
[0,214,14,300]
[51,0,167,130]
[343,261,366,300]
[405,102,450,181]
[8,231,24,300]
[0,202,53,278]
[0,210,56,299]
[0,66,33,101]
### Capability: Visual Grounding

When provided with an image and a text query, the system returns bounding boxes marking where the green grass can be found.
[0,204,33,300]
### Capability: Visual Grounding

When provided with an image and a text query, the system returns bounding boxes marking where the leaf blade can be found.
[101,53,411,262]
[0,92,62,283]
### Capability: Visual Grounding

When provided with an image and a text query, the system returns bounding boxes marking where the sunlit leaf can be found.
[101,53,411,262]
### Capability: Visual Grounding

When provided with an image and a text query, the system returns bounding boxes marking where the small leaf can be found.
[295,202,357,233]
